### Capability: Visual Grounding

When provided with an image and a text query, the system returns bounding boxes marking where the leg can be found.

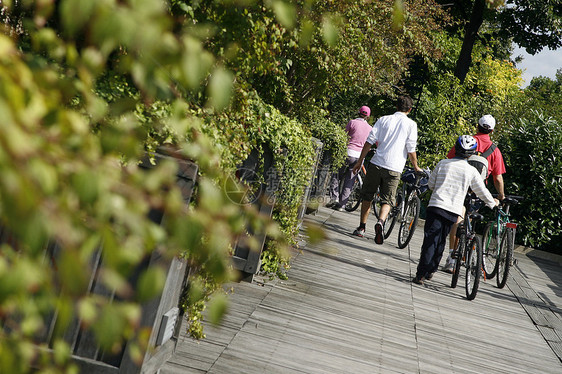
[374,168,400,245]
[360,199,371,223]
[444,208,465,272]
[378,203,391,223]
[327,171,340,205]
[353,163,380,236]
[378,169,401,223]
[430,218,455,275]
[415,211,445,281]
[338,156,358,206]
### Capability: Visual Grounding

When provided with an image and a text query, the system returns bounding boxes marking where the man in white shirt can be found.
[351,95,422,244]
[412,135,499,285]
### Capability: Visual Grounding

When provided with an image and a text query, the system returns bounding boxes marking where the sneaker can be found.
[325,200,337,208]
[353,227,365,237]
[412,276,424,285]
[443,250,455,273]
[443,262,455,274]
[374,222,384,244]
[332,203,344,211]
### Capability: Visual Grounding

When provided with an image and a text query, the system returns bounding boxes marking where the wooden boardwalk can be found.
[161,206,562,374]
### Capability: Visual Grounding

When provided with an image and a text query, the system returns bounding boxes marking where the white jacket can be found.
[428,158,496,216]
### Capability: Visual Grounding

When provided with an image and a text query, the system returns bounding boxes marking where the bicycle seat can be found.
[469,212,484,221]
[503,196,521,206]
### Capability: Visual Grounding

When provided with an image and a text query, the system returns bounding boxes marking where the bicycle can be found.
[450,193,484,300]
[481,195,523,289]
[343,164,366,212]
[382,167,430,248]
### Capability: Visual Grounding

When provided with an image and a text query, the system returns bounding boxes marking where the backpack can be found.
[468,143,497,180]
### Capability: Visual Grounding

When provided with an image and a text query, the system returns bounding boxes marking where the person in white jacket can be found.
[412,135,499,285]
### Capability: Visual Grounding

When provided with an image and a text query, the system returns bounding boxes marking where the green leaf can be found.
[207,292,229,325]
[271,1,296,29]
[207,67,234,111]
[322,16,339,46]
[136,267,165,302]
[60,0,96,36]
[71,169,100,205]
[392,0,405,31]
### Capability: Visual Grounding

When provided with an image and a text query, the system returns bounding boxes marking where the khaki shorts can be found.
[360,163,401,206]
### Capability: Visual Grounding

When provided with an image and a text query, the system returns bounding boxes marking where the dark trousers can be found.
[416,208,456,279]
[328,156,358,205]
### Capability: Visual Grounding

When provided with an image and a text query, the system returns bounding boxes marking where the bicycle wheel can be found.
[496,228,514,289]
[383,192,402,239]
[482,222,499,280]
[344,178,362,212]
[465,237,482,300]
[450,230,465,288]
[397,195,420,249]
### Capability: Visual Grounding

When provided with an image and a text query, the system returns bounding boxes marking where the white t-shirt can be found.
[428,158,496,216]
[366,112,417,173]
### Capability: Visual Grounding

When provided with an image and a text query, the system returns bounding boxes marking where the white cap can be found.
[478,114,496,130]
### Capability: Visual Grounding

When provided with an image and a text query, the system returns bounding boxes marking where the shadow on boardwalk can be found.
[161,207,562,374]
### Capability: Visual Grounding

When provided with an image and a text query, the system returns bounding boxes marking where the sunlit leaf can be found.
[304,222,327,245]
[207,67,234,111]
[392,0,405,31]
[136,267,165,302]
[299,20,315,47]
[60,0,96,36]
[322,15,339,46]
[271,1,296,29]
[207,292,229,325]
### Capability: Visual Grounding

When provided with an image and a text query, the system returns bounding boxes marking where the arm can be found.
[352,141,373,174]
[470,174,499,209]
[428,162,438,191]
[408,152,422,172]
[492,174,505,200]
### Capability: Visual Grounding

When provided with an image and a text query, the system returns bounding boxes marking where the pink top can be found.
[345,118,372,155]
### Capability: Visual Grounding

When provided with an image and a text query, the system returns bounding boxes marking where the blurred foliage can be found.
[0,0,285,371]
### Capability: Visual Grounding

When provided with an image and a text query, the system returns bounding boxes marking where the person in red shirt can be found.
[443,114,507,273]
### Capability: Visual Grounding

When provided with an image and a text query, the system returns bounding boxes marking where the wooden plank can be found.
[159,207,562,374]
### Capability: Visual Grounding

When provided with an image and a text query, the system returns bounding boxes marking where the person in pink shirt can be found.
[327,106,373,210]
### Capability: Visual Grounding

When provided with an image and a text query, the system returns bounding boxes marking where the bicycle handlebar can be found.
[491,194,523,207]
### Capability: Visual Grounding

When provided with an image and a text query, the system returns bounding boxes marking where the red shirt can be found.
[447,133,506,177]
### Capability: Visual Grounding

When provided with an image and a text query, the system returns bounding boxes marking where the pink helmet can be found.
[359,105,371,117]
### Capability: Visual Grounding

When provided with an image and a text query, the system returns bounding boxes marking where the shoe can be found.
[325,200,337,208]
[426,273,434,281]
[353,227,365,237]
[374,222,384,244]
[443,263,455,274]
[443,250,455,273]
[412,276,424,285]
[332,204,344,211]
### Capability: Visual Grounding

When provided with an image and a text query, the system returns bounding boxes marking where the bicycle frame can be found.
[484,202,518,260]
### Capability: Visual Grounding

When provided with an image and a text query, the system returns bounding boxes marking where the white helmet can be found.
[455,135,478,158]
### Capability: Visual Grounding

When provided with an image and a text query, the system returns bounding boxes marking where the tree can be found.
[439,0,562,83]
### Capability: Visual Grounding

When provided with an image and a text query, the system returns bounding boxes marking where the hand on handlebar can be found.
[352,161,362,175]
